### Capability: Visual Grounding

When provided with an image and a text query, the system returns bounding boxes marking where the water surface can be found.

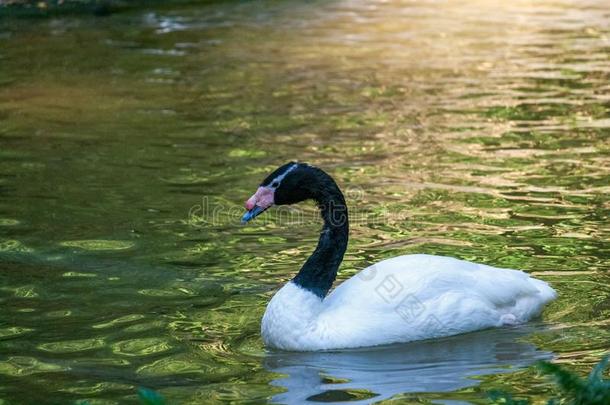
[0,0,609,403]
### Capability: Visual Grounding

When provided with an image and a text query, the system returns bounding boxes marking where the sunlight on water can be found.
[0,0,608,403]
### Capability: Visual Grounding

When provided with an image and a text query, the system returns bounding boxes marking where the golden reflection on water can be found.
[0,0,608,403]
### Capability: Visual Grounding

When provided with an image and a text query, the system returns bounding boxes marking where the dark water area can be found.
[0,0,608,403]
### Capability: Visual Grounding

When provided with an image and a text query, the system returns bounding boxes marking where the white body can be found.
[262,254,556,351]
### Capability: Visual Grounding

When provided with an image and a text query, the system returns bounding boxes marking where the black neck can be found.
[292,176,349,298]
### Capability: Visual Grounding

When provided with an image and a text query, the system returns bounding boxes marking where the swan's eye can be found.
[271,181,279,188]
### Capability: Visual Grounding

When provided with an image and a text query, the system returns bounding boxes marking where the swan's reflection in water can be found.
[264,325,553,404]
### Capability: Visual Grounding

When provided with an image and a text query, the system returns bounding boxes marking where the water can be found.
[0,0,608,403]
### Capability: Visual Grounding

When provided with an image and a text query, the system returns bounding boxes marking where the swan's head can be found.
[242,161,322,223]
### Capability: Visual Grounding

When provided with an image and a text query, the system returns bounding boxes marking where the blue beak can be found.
[241,205,266,224]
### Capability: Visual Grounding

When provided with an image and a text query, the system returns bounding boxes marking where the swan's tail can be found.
[531,277,557,306]
[507,277,557,325]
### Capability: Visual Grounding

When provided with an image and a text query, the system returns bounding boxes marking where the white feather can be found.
[261,254,556,351]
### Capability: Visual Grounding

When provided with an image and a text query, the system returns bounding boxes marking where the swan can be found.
[241,162,557,351]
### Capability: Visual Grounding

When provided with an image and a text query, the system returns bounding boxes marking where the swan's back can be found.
[311,254,556,350]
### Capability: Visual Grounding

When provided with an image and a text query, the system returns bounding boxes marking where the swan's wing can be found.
[315,254,556,349]
[326,254,554,309]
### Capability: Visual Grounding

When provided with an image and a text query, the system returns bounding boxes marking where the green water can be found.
[0,0,608,403]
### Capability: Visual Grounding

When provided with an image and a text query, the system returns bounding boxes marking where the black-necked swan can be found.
[241,162,557,351]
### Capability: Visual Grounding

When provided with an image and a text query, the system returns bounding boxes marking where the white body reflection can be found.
[264,325,553,404]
